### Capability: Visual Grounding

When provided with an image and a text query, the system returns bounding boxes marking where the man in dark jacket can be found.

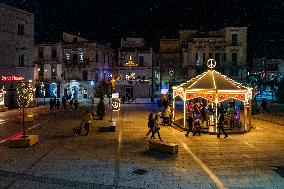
[185,115,195,137]
[146,113,155,138]
[217,113,228,138]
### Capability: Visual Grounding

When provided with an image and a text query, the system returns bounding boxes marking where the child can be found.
[195,119,202,136]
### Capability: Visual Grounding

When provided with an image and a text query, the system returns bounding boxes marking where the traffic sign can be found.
[112,98,120,111]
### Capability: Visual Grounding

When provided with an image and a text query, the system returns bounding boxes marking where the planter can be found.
[9,134,39,148]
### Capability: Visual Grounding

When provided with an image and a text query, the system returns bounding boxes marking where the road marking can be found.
[0,123,41,144]
[172,130,227,189]
[243,141,258,150]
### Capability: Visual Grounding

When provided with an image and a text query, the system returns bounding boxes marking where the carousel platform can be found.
[173,118,251,135]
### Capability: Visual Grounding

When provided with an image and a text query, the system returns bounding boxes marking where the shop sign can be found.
[1,75,25,81]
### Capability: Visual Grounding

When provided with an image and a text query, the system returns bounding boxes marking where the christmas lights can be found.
[16,81,34,108]
[0,86,5,106]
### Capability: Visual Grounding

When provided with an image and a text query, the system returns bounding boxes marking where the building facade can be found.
[116,38,159,98]
[180,27,247,82]
[159,39,185,94]
[33,43,63,98]
[33,33,115,100]
[0,4,34,107]
[61,33,115,100]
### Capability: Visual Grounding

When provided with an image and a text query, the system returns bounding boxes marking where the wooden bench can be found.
[149,140,178,155]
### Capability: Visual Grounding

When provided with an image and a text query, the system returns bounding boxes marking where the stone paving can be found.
[0,104,283,188]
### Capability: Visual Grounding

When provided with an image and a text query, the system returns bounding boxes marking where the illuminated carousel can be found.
[172,59,253,133]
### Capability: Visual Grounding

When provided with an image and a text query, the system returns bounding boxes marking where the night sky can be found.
[2,0,284,62]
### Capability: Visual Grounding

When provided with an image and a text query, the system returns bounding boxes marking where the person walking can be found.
[74,100,79,111]
[82,110,93,136]
[62,96,67,109]
[146,113,155,138]
[49,98,54,110]
[151,115,162,140]
[56,99,60,110]
[163,106,172,125]
[69,99,73,109]
[185,115,195,137]
[217,113,228,138]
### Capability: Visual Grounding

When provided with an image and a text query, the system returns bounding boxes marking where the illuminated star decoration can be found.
[124,56,138,67]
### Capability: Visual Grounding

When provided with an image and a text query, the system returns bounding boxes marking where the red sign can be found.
[1,75,25,81]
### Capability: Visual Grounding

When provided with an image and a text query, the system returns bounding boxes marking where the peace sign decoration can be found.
[207,59,217,69]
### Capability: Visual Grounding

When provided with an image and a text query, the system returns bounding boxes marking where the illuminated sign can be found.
[1,75,25,81]
[126,73,135,80]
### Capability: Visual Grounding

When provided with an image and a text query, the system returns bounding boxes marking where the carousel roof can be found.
[174,70,249,92]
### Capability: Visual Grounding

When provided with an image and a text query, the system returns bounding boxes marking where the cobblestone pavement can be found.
[0,104,283,189]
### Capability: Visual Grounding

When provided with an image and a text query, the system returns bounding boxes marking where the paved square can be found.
[0,104,283,188]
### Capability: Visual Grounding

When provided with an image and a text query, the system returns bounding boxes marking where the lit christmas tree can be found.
[16,80,34,138]
[16,80,34,108]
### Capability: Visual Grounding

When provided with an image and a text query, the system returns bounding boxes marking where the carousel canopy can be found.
[174,70,249,91]
[172,70,252,102]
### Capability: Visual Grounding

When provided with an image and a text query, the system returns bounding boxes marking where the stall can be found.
[172,62,253,133]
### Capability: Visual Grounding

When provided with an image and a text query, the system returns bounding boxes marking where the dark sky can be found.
[2,0,284,61]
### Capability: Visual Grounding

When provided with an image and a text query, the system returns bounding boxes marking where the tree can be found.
[96,82,106,119]
[16,81,34,138]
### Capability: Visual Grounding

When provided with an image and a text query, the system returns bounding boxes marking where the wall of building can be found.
[0,4,34,107]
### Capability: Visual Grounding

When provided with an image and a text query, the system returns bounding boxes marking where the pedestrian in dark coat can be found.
[49,98,54,110]
[56,99,60,110]
[151,115,162,140]
[217,113,228,138]
[185,115,195,137]
[146,113,155,137]
[69,99,73,109]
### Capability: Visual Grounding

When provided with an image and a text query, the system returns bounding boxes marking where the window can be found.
[52,48,57,58]
[39,47,44,58]
[232,34,238,46]
[18,24,24,35]
[232,53,238,66]
[203,53,206,64]
[82,71,88,81]
[215,53,220,63]
[73,54,78,64]
[209,53,213,59]
[222,53,226,62]
[95,53,98,62]
[139,56,144,66]
[19,54,25,67]
[181,42,188,48]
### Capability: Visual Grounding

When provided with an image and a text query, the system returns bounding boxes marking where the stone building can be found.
[33,43,63,98]
[180,27,247,82]
[0,4,34,107]
[253,58,284,83]
[61,33,115,100]
[34,33,115,100]
[159,39,185,93]
[116,38,159,98]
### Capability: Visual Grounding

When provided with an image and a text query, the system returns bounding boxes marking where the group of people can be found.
[146,112,162,140]
[49,96,79,111]
[185,100,230,138]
